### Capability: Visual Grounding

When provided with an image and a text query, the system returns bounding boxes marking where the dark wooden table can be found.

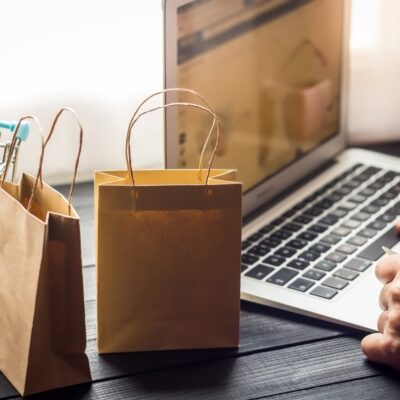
[2,143,400,399]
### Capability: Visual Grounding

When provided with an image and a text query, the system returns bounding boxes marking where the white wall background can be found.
[0,0,164,184]
[0,0,399,183]
[348,0,400,144]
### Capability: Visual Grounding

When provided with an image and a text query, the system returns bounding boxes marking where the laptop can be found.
[163,0,400,331]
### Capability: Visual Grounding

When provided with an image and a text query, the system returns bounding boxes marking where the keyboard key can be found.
[347,235,367,246]
[315,260,337,272]
[271,230,293,241]
[248,232,264,242]
[353,172,370,183]
[303,269,326,281]
[331,227,351,237]
[367,220,387,231]
[378,213,396,223]
[299,250,320,262]
[336,244,357,255]
[288,278,314,292]
[315,199,334,210]
[242,253,259,266]
[260,225,274,234]
[368,181,385,191]
[380,171,397,182]
[321,235,341,245]
[242,240,253,250]
[344,258,371,272]
[294,215,313,225]
[340,202,358,211]
[263,255,286,267]
[275,247,296,258]
[364,166,381,176]
[342,219,361,229]
[358,188,376,197]
[310,286,338,299]
[260,238,281,248]
[326,192,344,202]
[282,223,303,232]
[336,186,353,196]
[358,187,376,197]
[309,224,328,234]
[349,195,367,204]
[361,204,380,214]
[287,239,308,250]
[358,227,399,261]
[332,208,348,218]
[298,231,318,241]
[271,217,286,226]
[390,183,400,193]
[371,198,390,208]
[345,180,361,189]
[334,268,359,281]
[304,207,324,217]
[245,264,274,280]
[267,268,299,286]
[326,252,347,263]
[309,243,331,254]
[322,277,349,290]
[358,228,378,239]
[318,214,339,225]
[241,264,249,272]
[288,259,310,270]
[249,246,271,257]
[382,190,398,200]
[352,212,370,222]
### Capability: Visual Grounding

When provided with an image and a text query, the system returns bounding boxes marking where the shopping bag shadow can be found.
[99,349,238,393]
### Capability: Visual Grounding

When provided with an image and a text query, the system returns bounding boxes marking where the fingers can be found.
[375,255,400,284]
[377,310,388,332]
[396,220,400,234]
[379,284,389,310]
[362,333,400,371]
[362,333,387,364]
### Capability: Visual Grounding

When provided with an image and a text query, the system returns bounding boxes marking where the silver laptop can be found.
[163,0,400,331]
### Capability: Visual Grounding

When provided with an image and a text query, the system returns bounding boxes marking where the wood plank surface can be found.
[4,336,390,400]
[2,143,400,399]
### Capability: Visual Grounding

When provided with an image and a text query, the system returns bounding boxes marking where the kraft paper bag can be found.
[96,89,242,353]
[0,111,91,396]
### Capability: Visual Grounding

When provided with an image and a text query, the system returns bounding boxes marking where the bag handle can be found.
[0,115,45,189]
[125,88,221,187]
[29,108,83,215]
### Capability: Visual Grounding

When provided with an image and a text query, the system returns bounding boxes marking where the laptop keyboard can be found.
[241,163,400,300]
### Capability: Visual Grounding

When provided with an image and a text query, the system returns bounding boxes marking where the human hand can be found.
[361,252,400,370]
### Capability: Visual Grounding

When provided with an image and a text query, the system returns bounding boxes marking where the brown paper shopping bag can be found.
[0,110,91,396]
[95,89,242,353]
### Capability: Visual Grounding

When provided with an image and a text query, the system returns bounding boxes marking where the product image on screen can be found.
[175,0,344,192]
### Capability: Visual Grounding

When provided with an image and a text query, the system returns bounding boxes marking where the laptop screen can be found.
[173,0,344,192]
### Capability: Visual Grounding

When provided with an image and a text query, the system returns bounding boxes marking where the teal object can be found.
[0,120,30,141]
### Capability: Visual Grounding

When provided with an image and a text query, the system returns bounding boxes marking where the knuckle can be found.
[383,336,400,355]
[388,283,400,301]
[387,310,400,331]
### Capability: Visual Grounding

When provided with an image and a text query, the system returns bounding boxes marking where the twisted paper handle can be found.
[29,108,83,214]
[125,88,220,186]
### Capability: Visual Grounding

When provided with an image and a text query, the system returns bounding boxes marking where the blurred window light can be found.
[350,0,381,50]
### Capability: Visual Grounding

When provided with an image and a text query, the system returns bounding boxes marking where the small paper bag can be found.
[0,111,91,396]
[95,89,242,353]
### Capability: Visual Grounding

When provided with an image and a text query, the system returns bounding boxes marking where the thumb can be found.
[361,333,388,364]
[362,333,400,371]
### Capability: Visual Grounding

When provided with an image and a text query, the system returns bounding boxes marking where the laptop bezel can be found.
[163,0,350,217]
